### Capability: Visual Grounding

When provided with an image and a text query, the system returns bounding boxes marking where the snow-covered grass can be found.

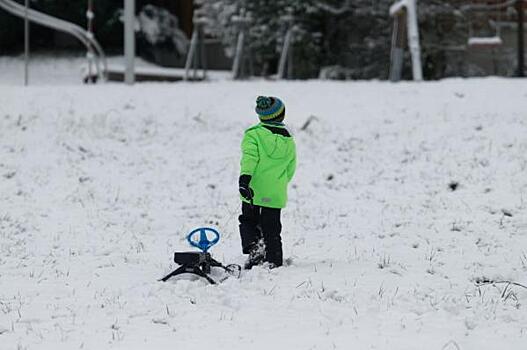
[0,55,231,86]
[0,76,526,350]
[0,54,89,85]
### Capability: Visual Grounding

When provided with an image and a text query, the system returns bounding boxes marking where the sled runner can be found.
[160,227,241,284]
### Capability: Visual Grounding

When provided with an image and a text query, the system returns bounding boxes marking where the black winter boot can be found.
[243,240,266,270]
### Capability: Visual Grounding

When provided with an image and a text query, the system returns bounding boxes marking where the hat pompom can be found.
[255,96,285,121]
[256,96,273,110]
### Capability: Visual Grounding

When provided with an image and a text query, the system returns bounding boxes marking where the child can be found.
[238,96,296,269]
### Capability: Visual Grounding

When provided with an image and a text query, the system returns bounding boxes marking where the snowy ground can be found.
[0,55,229,86]
[1,60,527,349]
[1,54,93,85]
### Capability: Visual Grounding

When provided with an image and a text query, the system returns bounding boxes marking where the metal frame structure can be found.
[462,0,525,76]
[465,0,506,48]
[518,0,525,76]
[24,0,29,86]
[277,13,295,80]
[0,0,108,84]
[184,11,208,81]
[231,9,253,80]
[124,0,135,85]
[86,0,95,82]
[389,0,423,81]
[0,0,140,84]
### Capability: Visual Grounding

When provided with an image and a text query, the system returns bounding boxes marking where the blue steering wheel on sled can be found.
[186,227,220,252]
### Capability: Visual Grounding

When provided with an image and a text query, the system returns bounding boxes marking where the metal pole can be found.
[517,0,525,77]
[199,25,207,80]
[184,29,198,81]
[278,28,292,79]
[287,33,293,79]
[232,31,244,79]
[124,0,135,85]
[24,0,29,86]
[406,0,423,81]
[390,15,404,82]
[87,0,94,82]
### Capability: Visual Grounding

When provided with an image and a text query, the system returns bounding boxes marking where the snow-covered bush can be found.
[137,5,189,58]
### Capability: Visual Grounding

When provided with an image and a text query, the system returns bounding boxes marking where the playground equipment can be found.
[231,9,254,80]
[389,0,423,81]
[86,0,95,82]
[1,0,219,84]
[461,0,525,76]
[0,0,140,84]
[519,0,525,76]
[277,11,296,80]
[184,9,208,81]
[123,0,135,85]
[464,0,510,48]
[0,0,107,83]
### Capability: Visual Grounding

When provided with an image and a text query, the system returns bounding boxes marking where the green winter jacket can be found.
[240,122,296,208]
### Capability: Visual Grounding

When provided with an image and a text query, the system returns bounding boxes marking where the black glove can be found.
[239,175,254,201]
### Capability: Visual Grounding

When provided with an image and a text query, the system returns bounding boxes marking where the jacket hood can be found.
[258,127,293,160]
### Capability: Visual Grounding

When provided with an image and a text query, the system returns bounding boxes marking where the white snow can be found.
[467,36,504,47]
[101,63,231,81]
[0,65,527,350]
[0,54,90,86]
[0,56,230,86]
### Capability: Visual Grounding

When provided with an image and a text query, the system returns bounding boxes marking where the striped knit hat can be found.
[255,96,285,121]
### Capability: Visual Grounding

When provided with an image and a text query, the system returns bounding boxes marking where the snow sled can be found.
[160,227,241,284]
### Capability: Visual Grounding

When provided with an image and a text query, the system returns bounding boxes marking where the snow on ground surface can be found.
[0,55,229,86]
[0,70,527,350]
[1,54,86,85]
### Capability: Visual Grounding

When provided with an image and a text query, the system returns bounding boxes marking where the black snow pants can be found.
[239,201,283,266]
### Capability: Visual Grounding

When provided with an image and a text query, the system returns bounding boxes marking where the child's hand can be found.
[239,175,254,201]
[239,186,254,201]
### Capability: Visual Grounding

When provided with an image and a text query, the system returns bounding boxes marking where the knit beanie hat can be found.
[255,96,285,121]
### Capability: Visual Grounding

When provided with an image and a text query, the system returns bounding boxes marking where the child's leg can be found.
[238,202,262,254]
[260,207,283,267]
